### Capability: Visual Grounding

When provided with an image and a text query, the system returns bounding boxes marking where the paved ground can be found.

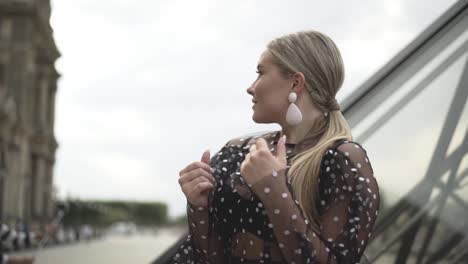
[11,229,443,264]
[11,228,184,264]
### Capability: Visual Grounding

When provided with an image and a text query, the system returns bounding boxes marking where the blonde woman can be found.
[175,30,380,263]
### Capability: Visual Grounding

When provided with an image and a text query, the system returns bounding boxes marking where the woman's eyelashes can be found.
[255,70,263,80]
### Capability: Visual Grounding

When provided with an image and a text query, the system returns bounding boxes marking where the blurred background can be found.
[0,0,466,263]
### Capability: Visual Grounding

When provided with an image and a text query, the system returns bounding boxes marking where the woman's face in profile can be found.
[247,50,292,124]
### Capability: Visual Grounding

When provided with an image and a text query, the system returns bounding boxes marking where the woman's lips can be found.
[252,99,258,109]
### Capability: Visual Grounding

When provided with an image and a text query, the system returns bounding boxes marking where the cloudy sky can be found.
[49,0,457,218]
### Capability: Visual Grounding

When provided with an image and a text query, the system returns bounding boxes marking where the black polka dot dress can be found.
[171,130,380,264]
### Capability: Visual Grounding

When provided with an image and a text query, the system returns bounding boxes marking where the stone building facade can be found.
[0,0,60,224]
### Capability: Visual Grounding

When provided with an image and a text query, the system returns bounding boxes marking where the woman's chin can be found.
[252,113,260,123]
[252,113,267,124]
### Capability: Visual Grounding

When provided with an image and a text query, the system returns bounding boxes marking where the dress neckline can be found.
[271,125,332,155]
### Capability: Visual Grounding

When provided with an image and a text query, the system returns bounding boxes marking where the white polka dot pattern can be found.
[172,131,380,264]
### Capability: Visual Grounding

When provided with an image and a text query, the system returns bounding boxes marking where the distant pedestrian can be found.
[1,223,34,264]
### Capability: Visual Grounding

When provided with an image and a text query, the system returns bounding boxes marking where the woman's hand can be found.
[178,150,215,208]
[240,135,287,186]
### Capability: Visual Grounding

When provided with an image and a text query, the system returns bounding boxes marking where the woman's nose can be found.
[247,84,254,96]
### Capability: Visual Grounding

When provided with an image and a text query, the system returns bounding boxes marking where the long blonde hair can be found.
[267,30,353,230]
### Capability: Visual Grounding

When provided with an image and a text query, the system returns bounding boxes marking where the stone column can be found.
[3,141,20,219]
[36,66,49,129]
[32,155,45,220]
[0,139,7,219]
[48,81,56,130]
[43,160,53,218]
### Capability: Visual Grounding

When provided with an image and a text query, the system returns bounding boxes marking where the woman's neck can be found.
[280,113,325,145]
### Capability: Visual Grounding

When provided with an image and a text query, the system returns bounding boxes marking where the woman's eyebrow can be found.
[257,64,265,70]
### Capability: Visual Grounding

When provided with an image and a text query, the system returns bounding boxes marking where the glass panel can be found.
[355,13,468,264]
[423,154,468,260]
[352,27,468,142]
[446,95,468,157]
[357,50,466,208]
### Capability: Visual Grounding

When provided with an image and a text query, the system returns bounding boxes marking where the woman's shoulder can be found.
[322,139,374,177]
[324,139,370,161]
[319,139,377,193]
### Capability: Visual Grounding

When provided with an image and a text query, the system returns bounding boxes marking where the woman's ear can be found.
[292,72,306,94]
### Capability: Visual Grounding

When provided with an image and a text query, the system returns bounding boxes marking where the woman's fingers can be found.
[182,176,202,194]
[178,152,216,206]
[183,176,213,196]
[191,180,214,194]
[255,138,269,154]
[201,149,210,164]
[179,167,215,186]
[186,167,215,183]
[179,161,213,176]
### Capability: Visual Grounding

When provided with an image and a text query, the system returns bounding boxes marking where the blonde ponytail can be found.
[267,30,353,230]
[288,111,352,230]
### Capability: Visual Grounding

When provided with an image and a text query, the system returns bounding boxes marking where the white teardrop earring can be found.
[286,92,302,126]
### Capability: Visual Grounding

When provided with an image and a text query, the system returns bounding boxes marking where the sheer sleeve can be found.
[182,142,233,264]
[251,141,380,263]
[186,202,226,263]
